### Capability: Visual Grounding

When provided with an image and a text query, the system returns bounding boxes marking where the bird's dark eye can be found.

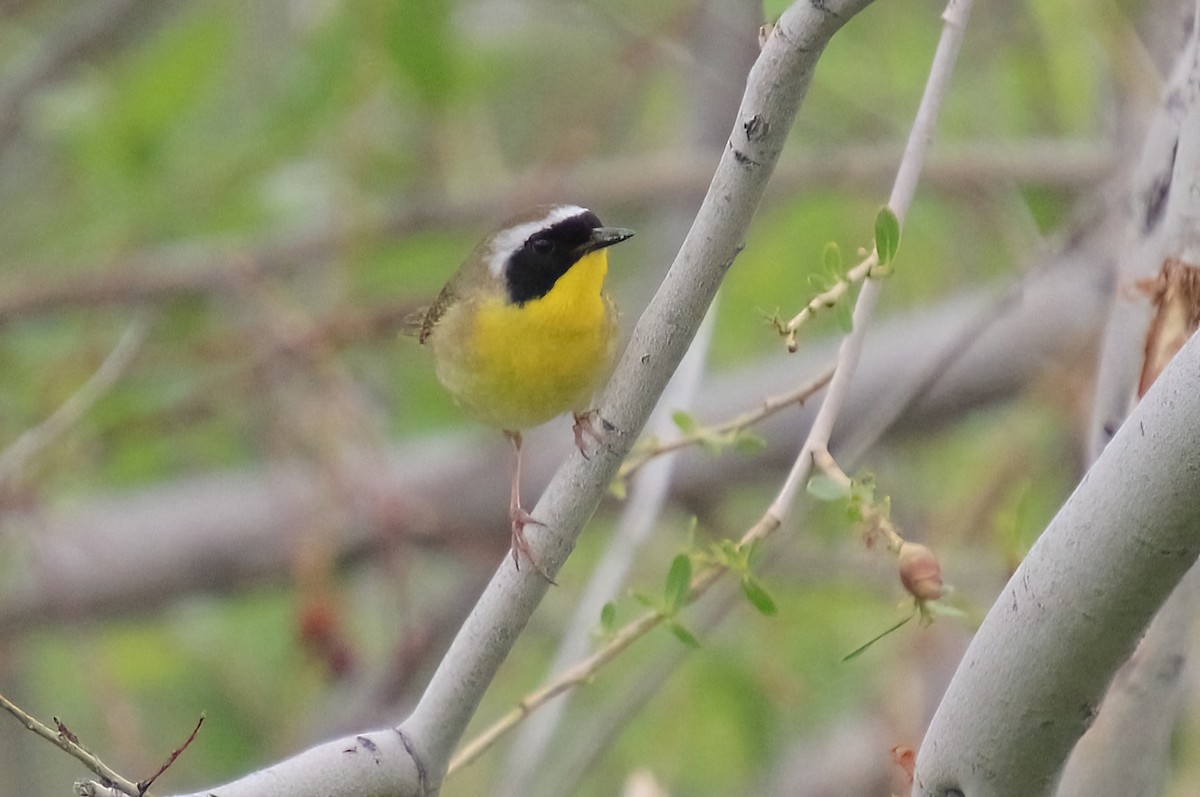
[530,238,554,255]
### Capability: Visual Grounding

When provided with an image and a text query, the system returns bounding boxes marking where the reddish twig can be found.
[137,714,205,795]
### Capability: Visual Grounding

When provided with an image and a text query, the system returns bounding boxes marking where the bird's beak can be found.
[578,226,635,256]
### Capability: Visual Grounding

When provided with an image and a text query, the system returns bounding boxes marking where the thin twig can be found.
[0,316,148,486]
[768,0,973,521]
[616,364,836,483]
[137,715,205,794]
[448,0,972,770]
[781,259,875,351]
[499,303,722,792]
[448,509,781,773]
[0,692,144,796]
[809,448,904,551]
[449,610,664,773]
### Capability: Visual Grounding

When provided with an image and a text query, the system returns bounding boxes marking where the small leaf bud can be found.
[898,542,944,602]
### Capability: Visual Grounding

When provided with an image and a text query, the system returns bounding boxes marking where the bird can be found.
[408,204,634,575]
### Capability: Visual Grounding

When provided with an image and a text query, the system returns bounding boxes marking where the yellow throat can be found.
[434,248,616,432]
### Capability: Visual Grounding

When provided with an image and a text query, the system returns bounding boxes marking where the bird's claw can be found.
[572,410,612,459]
[510,507,556,585]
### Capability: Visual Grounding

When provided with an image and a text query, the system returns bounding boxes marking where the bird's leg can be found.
[506,431,537,567]
[505,431,554,582]
[571,410,613,459]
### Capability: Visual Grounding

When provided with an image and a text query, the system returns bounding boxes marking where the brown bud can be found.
[898,542,943,602]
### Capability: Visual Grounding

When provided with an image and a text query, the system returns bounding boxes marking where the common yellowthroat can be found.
[410,204,634,572]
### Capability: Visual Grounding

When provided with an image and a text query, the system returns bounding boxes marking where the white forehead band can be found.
[486,204,589,279]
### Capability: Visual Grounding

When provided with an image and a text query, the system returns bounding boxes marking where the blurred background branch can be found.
[0,0,1184,795]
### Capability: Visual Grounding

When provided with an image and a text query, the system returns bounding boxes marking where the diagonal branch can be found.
[1056,6,1200,794]
[65,2,880,796]
[0,317,148,486]
[911,327,1200,796]
[0,244,1110,639]
[0,692,143,796]
[914,9,1200,794]
[399,1,880,790]
[768,0,974,524]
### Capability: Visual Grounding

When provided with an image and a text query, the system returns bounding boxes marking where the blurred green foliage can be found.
[0,0,1149,795]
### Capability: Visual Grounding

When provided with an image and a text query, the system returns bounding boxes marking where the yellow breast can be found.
[432,249,616,432]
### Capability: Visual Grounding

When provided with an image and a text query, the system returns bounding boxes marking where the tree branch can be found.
[1087,15,1200,460]
[398,1,878,789]
[911,328,1200,795]
[0,245,1111,638]
[1054,565,1198,797]
[60,2,880,796]
[0,140,1110,326]
[768,0,973,523]
[0,317,147,487]
[1055,6,1200,792]
[0,692,143,796]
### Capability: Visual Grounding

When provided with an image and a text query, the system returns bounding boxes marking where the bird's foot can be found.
[572,410,614,459]
[510,505,556,584]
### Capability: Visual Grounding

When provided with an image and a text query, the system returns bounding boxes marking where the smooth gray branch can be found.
[1087,28,1200,459]
[1058,10,1200,793]
[79,2,880,796]
[770,0,973,518]
[912,327,1200,795]
[398,1,878,791]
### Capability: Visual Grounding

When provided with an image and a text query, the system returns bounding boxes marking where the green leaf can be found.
[741,575,778,616]
[666,620,701,648]
[672,410,697,434]
[874,207,901,265]
[632,591,657,610]
[842,609,916,661]
[822,241,843,276]
[744,538,764,565]
[665,554,693,613]
[732,432,767,454]
[807,272,834,292]
[600,602,616,631]
[807,473,851,502]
